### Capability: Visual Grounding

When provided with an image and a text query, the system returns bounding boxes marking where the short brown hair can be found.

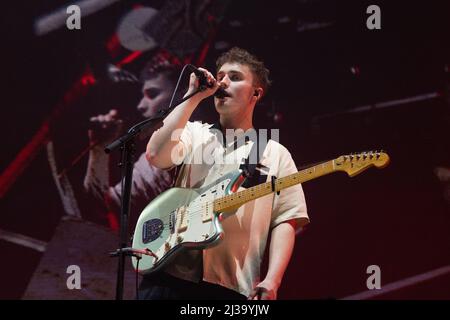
[216,47,271,96]
[140,59,182,85]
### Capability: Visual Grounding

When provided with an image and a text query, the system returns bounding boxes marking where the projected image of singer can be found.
[140,47,309,300]
[83,60,185,229]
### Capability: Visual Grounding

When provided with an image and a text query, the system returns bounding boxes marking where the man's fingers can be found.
[247,288,257,300]
[248,287,275,300]
[90,110,122,126]
[191,68,217,88]
[248,287,264,300]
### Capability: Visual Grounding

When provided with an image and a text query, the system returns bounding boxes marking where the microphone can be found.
[188,64,214,89]
[187,65,230,98]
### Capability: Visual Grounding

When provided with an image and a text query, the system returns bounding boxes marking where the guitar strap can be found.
[171,123,272,189]
[240,129,271,189]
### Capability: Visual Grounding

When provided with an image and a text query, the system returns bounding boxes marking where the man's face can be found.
[214,62,258,116]
[137,74,174,118]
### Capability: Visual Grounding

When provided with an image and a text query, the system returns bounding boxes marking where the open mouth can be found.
[214,88,231,99]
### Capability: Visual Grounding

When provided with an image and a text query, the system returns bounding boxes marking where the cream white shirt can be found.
[164,121,309,297]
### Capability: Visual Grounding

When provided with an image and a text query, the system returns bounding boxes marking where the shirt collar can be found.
[209,122,255,148]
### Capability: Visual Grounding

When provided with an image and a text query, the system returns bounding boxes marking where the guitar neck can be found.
[213,159,336,212]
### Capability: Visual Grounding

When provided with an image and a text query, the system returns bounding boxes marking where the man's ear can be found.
[253,88,263,99]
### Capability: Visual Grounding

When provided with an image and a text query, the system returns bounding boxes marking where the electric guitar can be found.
[131,151,390,274]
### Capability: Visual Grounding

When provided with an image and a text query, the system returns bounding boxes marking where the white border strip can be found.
[0,228,47,252]
[341,265,450,300]
[314,92,440,121]
[34,0,120,36]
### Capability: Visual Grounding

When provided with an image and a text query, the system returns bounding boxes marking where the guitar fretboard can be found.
[213,160,336,213]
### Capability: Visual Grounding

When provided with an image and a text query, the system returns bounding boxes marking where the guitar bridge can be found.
[169,210,176,234]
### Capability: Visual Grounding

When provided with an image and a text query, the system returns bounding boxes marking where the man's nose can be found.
[137,98,148,111]
[218,77,229,88]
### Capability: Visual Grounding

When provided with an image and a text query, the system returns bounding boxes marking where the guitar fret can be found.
[214,160,337,212]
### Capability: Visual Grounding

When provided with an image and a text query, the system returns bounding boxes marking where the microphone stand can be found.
[106,86,206,300]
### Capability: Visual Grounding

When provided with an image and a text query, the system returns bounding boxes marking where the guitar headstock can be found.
[334,150,390,177]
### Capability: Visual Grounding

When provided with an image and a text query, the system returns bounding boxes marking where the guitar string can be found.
[144,184,284,229]
[139,158,381,246]
[152,182,277,222]
[138,157,382,247]
[142,162,348,231]
[143,170,320,229]
[144,157,379,226]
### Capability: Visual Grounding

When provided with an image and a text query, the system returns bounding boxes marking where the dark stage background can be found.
[0,0,449,299]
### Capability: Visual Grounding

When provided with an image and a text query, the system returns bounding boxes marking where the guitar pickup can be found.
[202,202,213,223]
[176,206,188,233]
